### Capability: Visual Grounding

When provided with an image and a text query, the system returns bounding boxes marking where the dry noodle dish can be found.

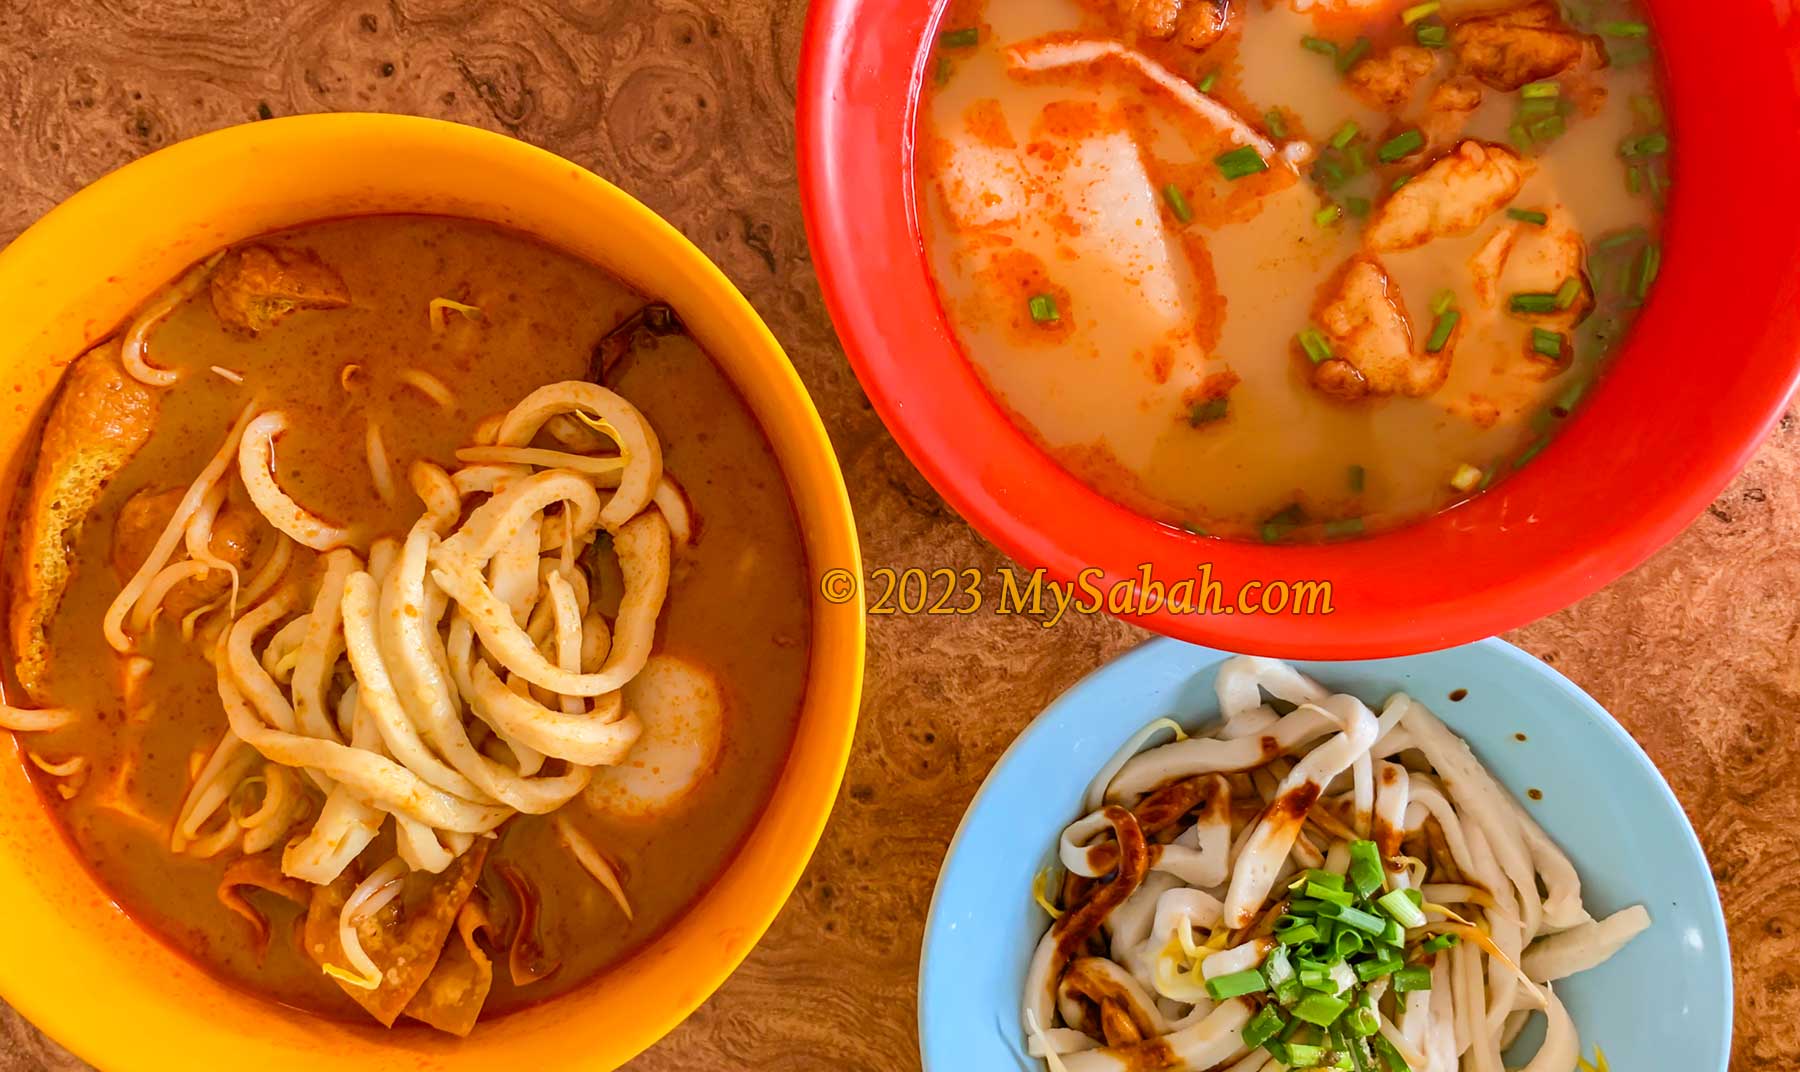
[1025,657,1649,1071]
[919,0,1669,542]
[0,217,811,1035]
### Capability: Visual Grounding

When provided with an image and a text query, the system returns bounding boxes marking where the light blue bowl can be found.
[919,637,1731,1071]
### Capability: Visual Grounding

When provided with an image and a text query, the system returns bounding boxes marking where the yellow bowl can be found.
[0,114,864,1070]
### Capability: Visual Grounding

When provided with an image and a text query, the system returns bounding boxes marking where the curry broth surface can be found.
[918,0,1667,540]
[21,215,812,1020]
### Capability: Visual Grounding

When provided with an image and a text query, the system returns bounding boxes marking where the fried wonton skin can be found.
[209,245,350,335]
[403,895,496,1038]
[6,344,159,701]
[303,841,489,1027]
[1366,140,1534,252]
[1347,45,1438,111]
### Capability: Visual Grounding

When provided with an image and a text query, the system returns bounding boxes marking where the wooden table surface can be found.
[0,1,1794,1069]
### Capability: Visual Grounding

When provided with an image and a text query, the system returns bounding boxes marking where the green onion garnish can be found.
[1163,183,1194,223]
[1308,881,1356,907]
[1356,955,1403,982]
[1377,129,1424,163]
[1420,933,1461,954]
[1216,145,1270,180]
[1600,19,1649,36]
[1430,289,1457,316]
[1531,327,1565,358]
[1632,94,1664,125]
[1596,226,1647,250]
[1027,294,1060,323]
[1331,121,1360,149]
[1626,166,1645,194]
[1401,1,1440,24]
[1376,888,1428,928]
[1518,96,1561,119]
[1373,1035,1415,1072]
[1391,174,1411,192]
[1315,204,1343,228]
[1393,965,1434,992]
[1510,292,1559,314]
[1635,242,1661,300]
[1507,207,1549,225]
[1302,35,1339,57]
[1347,840,1384,896]
[1322,902,1389,936]
[1611,40,1653,65]
[1553,378,1589,414]
[1293,992,1350,1026]
[1266,109,1290,139]
[938,26,980,48]
[1337,36,1372,72]
[1415,22,1448,47]
[1243,1004,1288,1050]
[1521,80,1561,98]
[1425,310,1459,353]
[1298,328,1335,363]
[1205,967,1269,1000]
[1324,517,1365,540]
[1188,396,1229,426]
[1345,143,1367,176]
[1554,277,1582,309]
[934,55,952,85]
[1516,438,1549,468]
[1529,115,1567,142]
[1621,131,1670,157]
[1345,196,1371,217]
[1197,70,1219,93]
[1315,156,1349,189]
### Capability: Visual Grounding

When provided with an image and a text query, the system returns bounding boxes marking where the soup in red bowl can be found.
[798,0,1800,658]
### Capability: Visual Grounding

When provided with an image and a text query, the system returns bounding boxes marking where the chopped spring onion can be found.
[1298,328,1335,363]
[1374,1034,1416,1072]
[1430,288,1457,316]
[1376,888,1428,928]
[1626,166,1645,194]
[1531,328,1566,358]
[1632,94,1663,125]
[1346,195,1371,217]
[1356,955,1404,982]
[1425,310,1459,353]
[1242,1004,1288,1050]
[1450,463,1484,492]
[1197,70,1219,93]
[1334,926,1369,956]
[1415,22,1448,47]
[1610,40,1652,65]
[1401,1,1440,24]
[1324,517,1365,540]
[1293,992,1350,1026]
[1635,242,1661,300]
[1331,121,1360,149]
[939,26,980,48]
[1315,156,1350,189]
[1391,174,1411,192]
[1301,35,1339,58]
[1216,145,1270,180]
[1507,207,1549,225]
[1529,115,1567,141]
[1316,204,1344,228]
[1189,397,1230,426]
[1347,839,1384,896]
[1323,902,1389,936]
[1393,964,1434,992]
[1338,36,1372,72]
[1302,868,1347,891]
[1377,129,1424,163]
[934,55,952,85]
[1516,438,1549,468]
[1596,226,1647,250]
[1522,80,1561,98]
[1419,932,1461,954]
[1206,968,1270,1000]
[1510,292,1559,314]
[1554,277,1583,309]
[1599,19,1649,36]
[1621,131,1670,157]
[1266,109,1290,139]
[1309,881,1357,907]
[1163,183,1194,223]
[1027,294,1060,324]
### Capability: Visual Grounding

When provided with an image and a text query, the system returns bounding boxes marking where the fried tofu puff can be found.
[1112,0,1231,51]
[1450,1,1585,91]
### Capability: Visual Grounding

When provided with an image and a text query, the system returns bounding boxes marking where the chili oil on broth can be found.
[19,215,812,1021]
[918,0,1667,541]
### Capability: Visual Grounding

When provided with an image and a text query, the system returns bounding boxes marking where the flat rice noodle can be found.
[403,894,495,1037]
[303,840,489,1027]
[218,853,312,959]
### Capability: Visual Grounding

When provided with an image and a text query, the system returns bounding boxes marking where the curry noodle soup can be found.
[0,216,811,1033]
[918,0,1668,541]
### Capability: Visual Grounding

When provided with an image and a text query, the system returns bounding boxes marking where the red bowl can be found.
[798,0,1800,658]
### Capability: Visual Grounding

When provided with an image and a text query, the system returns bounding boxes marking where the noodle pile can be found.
[1024,657,1649,1072]
[86,379,680,893]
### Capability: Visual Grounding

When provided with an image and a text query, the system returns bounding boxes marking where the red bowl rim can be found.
[798,0,1800,658]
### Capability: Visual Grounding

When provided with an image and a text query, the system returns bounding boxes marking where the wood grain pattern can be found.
[0,2,1792,1069]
